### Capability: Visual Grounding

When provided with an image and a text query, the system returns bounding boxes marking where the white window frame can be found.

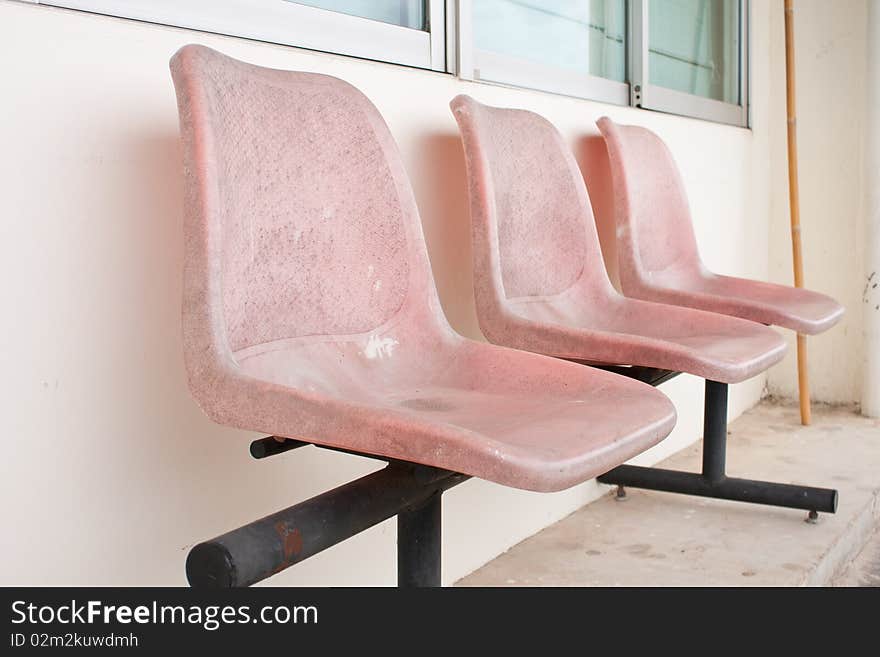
[34,1,448,72]
[451,0,749,127]
[629,0,749,127]
[452,0,629,106]
[31,0,749,127]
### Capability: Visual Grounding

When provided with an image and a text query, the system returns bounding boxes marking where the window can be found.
[465,0,748,126]
[471,0,628,105]
[291,0,425,30]
[36,0,749,126]
[648,0,741,104]
[631,0,748,125]
[38,1,447,71]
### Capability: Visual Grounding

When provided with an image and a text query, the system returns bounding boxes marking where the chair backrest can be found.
[597,117,703,290]
[170,45,438,367]
[451,95,613,314]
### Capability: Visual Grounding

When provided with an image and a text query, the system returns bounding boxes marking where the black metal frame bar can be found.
[187,445,468,588]
[576,362,683,387]
[596,376,839,515]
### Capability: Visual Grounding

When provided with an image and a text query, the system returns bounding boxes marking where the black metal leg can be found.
[598,380,839,515]
[397,492,442,588]
[598,466,837,512]
[702,380,727,482]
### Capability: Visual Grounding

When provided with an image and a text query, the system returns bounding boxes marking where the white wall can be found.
[863,0,880,416]
[1,1,773,586]
[767,0,867,405]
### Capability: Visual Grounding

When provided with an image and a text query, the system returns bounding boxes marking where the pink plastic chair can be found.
[171,46,676,586]
[451,95,838,518]
[597,117,844,335]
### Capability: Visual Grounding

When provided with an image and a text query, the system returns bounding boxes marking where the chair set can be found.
[171,45,843,588]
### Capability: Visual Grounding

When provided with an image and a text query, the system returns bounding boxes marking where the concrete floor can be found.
[458,401,880,587]
[834,525,880,586]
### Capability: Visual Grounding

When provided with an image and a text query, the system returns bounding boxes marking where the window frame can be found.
[629,0,749,127]
[35,0,448,72]
[34,0,750,127]
[452,0,749,127]
[457,0,629,106]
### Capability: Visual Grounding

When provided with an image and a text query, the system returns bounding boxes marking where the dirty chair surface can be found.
[597,117,844,335]
[170,45,675,494]
[451,95,787,383]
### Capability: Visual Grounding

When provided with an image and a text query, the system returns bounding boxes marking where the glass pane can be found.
[288,1,426,30]
[649,0,741,104]
[474,0,627,82]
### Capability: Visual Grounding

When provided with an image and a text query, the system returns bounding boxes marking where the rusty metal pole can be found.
[784,0,811,425]
[186,462,468,587]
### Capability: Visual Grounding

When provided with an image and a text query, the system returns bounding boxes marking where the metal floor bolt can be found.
[615,485,628,502]
[805,510,819,524]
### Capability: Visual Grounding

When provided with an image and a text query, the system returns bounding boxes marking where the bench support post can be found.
[398,492,442,587]
[598,380,838,516]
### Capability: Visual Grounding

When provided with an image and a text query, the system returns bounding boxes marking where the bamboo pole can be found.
[784,0,811,425]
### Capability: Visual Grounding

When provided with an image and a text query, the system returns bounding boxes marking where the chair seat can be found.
[491,288,787,384]
[628,270,844,336]
[220,329,676,493]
